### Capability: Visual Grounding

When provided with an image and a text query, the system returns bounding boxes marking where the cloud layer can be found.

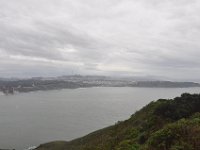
[0,0,200,80]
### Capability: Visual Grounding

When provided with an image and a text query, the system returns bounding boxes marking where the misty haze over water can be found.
[0,0,200,150]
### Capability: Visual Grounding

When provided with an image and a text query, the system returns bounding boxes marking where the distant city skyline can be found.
[0,0,200,81]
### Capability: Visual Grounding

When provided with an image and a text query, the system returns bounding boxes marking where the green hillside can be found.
[36,93,200,150]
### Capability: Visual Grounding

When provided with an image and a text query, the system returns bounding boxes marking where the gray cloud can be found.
[0,0,200,80]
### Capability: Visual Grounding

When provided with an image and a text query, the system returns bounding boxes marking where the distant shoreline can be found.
[1,76,200,95]
[1,85,200,96]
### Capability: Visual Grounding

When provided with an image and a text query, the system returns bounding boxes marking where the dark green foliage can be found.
[148,117,200,150]
[154,93,200,120]
[36,93,200,150]
[116,140,140,150]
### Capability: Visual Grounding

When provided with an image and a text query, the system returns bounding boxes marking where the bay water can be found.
[0,87,200,149]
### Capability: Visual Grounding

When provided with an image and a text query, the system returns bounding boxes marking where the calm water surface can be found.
[0,87,200,150]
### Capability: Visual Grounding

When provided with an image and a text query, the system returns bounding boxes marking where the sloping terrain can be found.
[36,93,200,150]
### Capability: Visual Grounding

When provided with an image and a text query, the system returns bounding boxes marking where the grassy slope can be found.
[36,93,200,150]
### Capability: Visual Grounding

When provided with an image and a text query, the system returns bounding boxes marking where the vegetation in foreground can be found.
[36,93,200,150]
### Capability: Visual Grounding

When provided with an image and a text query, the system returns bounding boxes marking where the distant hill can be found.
[0,75,200,94]
[134,81,200,88]
[36,93,200,150]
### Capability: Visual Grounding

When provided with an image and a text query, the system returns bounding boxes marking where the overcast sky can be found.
[0,0,200,81]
